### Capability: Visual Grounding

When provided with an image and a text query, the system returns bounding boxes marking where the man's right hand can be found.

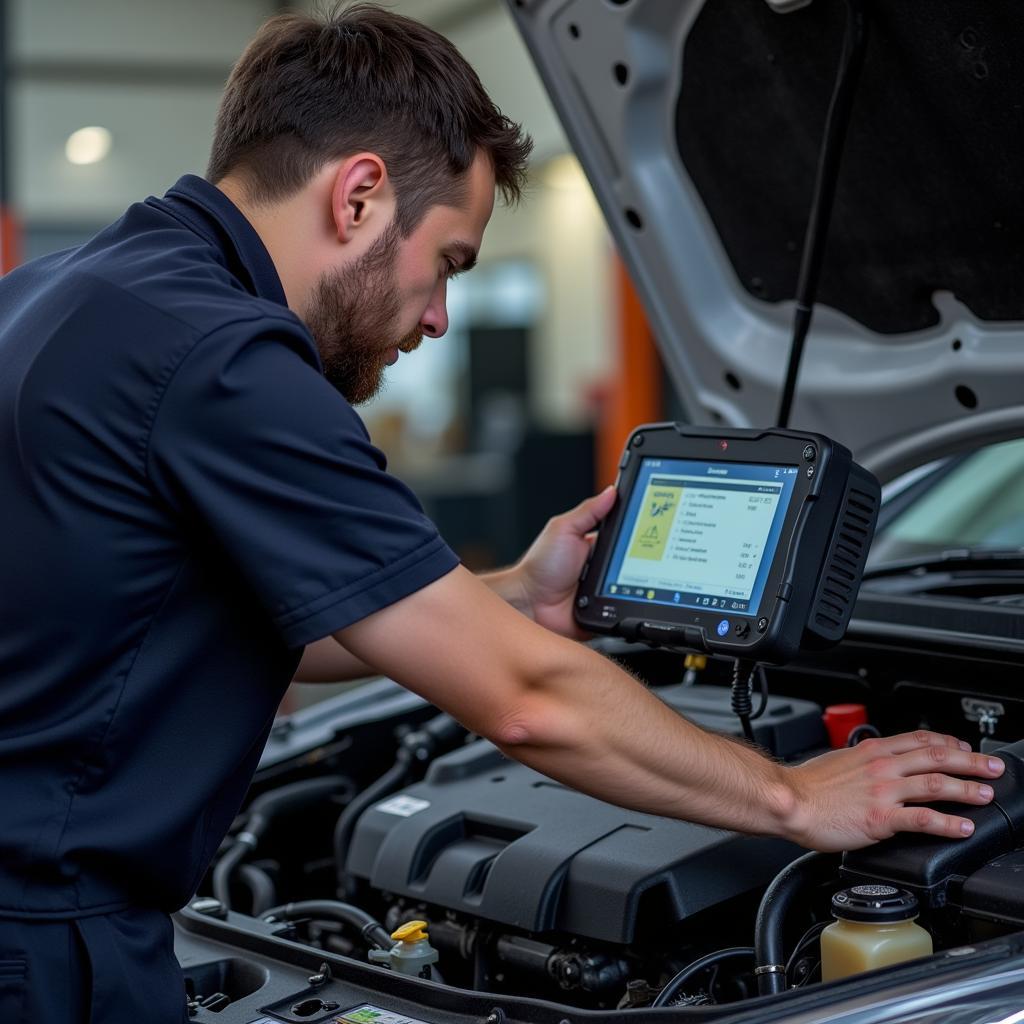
[782,731,1005,852]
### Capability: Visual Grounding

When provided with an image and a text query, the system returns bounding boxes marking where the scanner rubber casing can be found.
[574,423,880,664]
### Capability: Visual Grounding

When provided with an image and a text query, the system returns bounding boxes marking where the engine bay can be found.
[174,632,1024,1021]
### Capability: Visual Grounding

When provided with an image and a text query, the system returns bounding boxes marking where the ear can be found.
[330,154,393,244]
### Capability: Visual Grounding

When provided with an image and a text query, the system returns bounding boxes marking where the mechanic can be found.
[0,5,1005,1022]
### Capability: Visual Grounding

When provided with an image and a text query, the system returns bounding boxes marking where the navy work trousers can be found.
[0,907,187,1022]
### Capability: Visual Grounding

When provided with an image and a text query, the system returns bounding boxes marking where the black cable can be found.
[748,664,770,722]
[731,659,758,741]
[776,0,870,429]
[784,921,828,984]
[754,852,838,996]
[652,947,755,1007]
[262,899,392,951]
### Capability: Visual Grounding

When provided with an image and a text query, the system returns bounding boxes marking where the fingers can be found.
[873,730,972,756]
[886,806,979,840]
[889,745,1004,780]
[891,773,995,806]
[557,485,616,535]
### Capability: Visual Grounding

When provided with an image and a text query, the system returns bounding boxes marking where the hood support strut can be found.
[777,0,869,428]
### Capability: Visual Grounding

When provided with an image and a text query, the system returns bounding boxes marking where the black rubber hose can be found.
[262,899,392,951]
[335,713,464,897]
[776,0,869,429]
[652,947,755,1007]
[754,851,838,996]
[213,775,349,910]
[211,841,249,909]
[334,757,414,897]
[237,863,277,917]
[246,774,351,837]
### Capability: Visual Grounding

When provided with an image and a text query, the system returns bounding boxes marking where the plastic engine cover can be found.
[346,739,803,944]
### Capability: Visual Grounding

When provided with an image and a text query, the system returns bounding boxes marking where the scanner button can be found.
[777,581,793,601]
[733,621,750,638]
[803,444,816,461]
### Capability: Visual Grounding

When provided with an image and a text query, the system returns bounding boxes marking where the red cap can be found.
[823,704,869,749]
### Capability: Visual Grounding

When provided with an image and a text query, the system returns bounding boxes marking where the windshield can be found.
[868,437,1024,566]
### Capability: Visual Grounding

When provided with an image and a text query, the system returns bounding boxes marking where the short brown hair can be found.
[207,3,533,234]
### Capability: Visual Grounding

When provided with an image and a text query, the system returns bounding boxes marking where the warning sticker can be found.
[627,482,683,561]
[374,795,430,817]
[337,1005,434,1024]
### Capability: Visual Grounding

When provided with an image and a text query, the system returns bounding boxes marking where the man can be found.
[0,5,1002,1021]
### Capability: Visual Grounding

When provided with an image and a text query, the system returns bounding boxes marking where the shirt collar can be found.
[161,174,289,308]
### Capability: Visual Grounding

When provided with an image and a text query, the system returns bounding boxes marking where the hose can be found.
[754,851,838,995]
[211,841,250,909]
[334,713,464,898]
[237,863,277,917]
[262,899,392,951]
[652,947,755,1007]
[212,774,350,910]
[334,758,414,898]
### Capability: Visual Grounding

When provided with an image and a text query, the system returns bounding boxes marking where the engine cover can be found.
[346,739,802,944]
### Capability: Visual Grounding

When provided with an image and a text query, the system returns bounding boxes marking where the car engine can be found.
[175,636,1024,1019]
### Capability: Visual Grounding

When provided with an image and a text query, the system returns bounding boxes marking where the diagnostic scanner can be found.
[575,424,881,664]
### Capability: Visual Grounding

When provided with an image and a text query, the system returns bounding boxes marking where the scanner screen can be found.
[601,458,799,616]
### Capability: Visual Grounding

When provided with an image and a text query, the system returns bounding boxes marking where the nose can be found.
[420,277,449,339]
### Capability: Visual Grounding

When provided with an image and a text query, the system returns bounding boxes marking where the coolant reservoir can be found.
[821,885,932,982]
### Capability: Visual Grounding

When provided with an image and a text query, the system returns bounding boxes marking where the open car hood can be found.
[506,0,1024,481]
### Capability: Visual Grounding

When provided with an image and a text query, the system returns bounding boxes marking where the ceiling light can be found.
[65,126,112,166]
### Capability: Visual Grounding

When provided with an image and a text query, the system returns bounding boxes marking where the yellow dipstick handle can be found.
[391,920,429,943]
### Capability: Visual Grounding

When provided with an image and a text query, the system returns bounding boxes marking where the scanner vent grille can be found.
[813,485,879,637]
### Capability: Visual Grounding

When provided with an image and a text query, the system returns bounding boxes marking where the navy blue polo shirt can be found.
[0,175,459,917]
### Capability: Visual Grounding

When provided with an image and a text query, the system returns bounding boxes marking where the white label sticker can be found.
[338,1004,434,1024]
[374,795,430,818]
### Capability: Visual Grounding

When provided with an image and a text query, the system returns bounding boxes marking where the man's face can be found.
[305,152,496,404]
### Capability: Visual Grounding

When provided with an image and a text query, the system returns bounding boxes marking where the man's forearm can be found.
[493,643,797,839]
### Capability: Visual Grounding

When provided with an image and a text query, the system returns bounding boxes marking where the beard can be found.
[303,221,424,405]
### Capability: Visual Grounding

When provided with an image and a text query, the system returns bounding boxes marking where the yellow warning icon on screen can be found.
[628,483,682,560]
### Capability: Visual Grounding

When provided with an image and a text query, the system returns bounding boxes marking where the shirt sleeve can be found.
[146,319,459,648]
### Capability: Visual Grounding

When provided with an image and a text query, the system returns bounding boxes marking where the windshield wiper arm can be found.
[863,548,1024,580]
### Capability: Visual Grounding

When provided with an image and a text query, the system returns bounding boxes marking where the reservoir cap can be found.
[832,885,919,923]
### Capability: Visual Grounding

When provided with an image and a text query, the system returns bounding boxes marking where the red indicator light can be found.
[719,440,729,451]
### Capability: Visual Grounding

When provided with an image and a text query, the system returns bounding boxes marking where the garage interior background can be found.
[0,0,676,707]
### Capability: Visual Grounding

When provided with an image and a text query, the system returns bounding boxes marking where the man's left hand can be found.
[514,485,617,639]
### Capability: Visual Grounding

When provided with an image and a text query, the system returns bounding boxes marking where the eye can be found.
[443,259,459,280]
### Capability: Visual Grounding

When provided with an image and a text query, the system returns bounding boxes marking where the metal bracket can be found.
[962,697,1005,737]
